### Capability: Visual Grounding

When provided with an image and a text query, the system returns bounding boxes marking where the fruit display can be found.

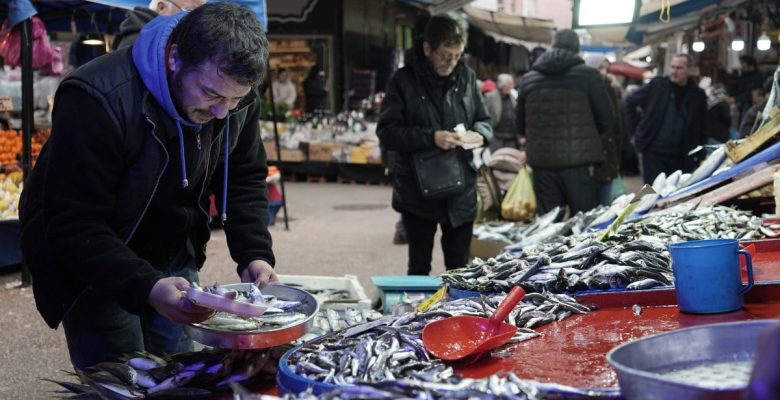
[0,171,23,220]
[0,129,47,166]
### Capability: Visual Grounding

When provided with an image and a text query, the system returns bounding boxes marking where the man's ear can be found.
[168,44,180,73]
[423,41,431,57]
[155,1,167,14]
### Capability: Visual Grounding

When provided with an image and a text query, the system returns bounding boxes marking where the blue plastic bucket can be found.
[277,342,340,395]
[667,239,754,314]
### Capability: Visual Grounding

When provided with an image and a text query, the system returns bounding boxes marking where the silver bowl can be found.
[185,284,319,349]
[607,320,776,400]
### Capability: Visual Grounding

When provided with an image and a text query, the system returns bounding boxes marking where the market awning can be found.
[394,0,475,15]
[462,5,554,46]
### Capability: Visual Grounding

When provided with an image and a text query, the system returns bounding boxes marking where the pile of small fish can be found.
[310,307,385,335]
[615,205,776,243]
[454,205,777,294]
[474,206,606,246]
[46,348,286,399]
[445,237,673,293]
[232,374,543,399]
[286,291,590,386]
[198,310,309,331]
[282,284,355,302]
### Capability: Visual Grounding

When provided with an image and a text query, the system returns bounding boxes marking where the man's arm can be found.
[623,81,653,137]
[377,71,437,152]
[36,86,167,315]
[469,78,493,143]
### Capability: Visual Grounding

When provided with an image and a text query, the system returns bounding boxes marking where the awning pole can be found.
[20,18,33,287]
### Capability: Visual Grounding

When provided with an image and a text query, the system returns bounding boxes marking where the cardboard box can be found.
[264,142,305,162]
[349,145,379,164]
[308,142,336,162]
[278,274,371,310]
[470,237,509,260]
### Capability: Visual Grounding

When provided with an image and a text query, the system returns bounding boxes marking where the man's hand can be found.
[240,260,278,289]
[148,277,214,324]
[434,130,463,150]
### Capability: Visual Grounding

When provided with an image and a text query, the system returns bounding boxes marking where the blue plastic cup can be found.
[668,239,754,314]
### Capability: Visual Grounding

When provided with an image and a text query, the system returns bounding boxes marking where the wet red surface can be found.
[455,283,780,389]
[743,239,780,281]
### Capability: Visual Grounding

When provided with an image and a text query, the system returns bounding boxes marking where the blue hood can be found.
[132,12,198,129]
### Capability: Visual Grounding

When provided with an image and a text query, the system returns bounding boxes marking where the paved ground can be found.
[0,177,643,398]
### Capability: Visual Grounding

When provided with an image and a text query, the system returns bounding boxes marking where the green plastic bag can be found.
[501,166,536,221]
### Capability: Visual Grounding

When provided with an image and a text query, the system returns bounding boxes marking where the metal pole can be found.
[267,74,290,230]
[20,18,33,286]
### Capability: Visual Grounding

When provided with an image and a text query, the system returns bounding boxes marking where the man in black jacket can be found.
[378,14,492,276]
[516,29,614,217]
[112,0,205,50]
[20,3,277,369]
[624,54,707,183]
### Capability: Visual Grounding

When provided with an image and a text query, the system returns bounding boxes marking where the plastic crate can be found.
[277,274,371,310]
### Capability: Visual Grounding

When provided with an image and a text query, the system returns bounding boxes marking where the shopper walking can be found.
[378,14,492,275]
[484,73,519,151]
[516,29,614,217]
[272,68,297,109]
[20,3,277,370]
[624,53,707,184]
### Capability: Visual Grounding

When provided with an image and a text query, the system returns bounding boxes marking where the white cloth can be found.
[272,79,297,108]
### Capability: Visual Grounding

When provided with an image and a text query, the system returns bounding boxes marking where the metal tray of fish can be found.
[185,284,318,349]
[607,320,775,400]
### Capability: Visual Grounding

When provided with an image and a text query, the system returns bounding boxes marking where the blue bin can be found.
[447,286,498,299]
[277,341,340,395]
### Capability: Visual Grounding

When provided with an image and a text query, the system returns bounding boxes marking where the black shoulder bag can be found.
[412,149,465,200]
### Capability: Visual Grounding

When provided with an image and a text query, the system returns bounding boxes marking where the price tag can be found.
[0,97,13,112]
[415,285,447,313]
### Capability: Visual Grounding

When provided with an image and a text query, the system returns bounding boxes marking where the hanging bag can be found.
[413,149,465,200]
[501,166,537,221]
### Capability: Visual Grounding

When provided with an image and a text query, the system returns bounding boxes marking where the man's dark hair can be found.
[423,13,467,51]
[673,53,694,67]
[170,2,269,86]
[739,55,758,70]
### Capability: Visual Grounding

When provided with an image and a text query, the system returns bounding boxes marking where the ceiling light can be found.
[731,37,745,52]
[81,33,104,46]
[757,31,771,51]
[692,40,705,52]
[645,56,652,62]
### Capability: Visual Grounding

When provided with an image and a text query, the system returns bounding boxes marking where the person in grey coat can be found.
[516,29,614,218]
[484,73,518,151]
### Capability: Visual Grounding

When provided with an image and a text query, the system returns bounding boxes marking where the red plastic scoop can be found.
[422,286,525,362]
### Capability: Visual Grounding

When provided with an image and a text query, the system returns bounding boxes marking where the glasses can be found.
[434,48,462,62]
[167,0,190,12]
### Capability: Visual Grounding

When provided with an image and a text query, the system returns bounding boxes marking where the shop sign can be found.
[268,0,319,23]
[0,97,13,112]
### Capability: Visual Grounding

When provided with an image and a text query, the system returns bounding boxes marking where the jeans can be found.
[401,212,472,275]
[62,251,198,370]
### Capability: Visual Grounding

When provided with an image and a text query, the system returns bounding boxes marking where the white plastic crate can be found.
[277,274,371,310]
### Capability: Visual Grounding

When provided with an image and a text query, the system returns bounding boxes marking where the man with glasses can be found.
[113,0,205,50]
[378,14,492,276]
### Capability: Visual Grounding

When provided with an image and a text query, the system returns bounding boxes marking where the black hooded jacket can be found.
[516,49,614,169]
[112,7,158,50]
[377,41,492,227]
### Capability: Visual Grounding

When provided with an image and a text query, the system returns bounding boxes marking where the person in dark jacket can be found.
[19,3,277,370]
[112,0,205,50]
[377,14,492,276]
[516,29,614,217]
[705,83,732,143]
[624,53,707,184]
[732,55,764,119]
[303,66,328,113]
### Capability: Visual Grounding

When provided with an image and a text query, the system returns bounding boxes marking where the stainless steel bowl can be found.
[607,320,776,400]
[185,284,319,349]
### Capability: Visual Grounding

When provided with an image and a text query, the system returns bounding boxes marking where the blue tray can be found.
[370,275,442,291]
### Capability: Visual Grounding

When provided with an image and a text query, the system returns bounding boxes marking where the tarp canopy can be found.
[463,4,554,46]
[395,0,474,15]
[586,0,742,46]
[0,0,267,33]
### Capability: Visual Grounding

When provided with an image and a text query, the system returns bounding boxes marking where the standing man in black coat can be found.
[377,14,492,276]
[516,29,614,217]
[624,54,707,183]
[112,0,205,50]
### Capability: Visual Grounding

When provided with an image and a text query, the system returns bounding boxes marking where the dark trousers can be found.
[62,251,197,370]
[533,166,599,218]
[640,152,685,184]
[489,136,519,152]
[401,212,472,275]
